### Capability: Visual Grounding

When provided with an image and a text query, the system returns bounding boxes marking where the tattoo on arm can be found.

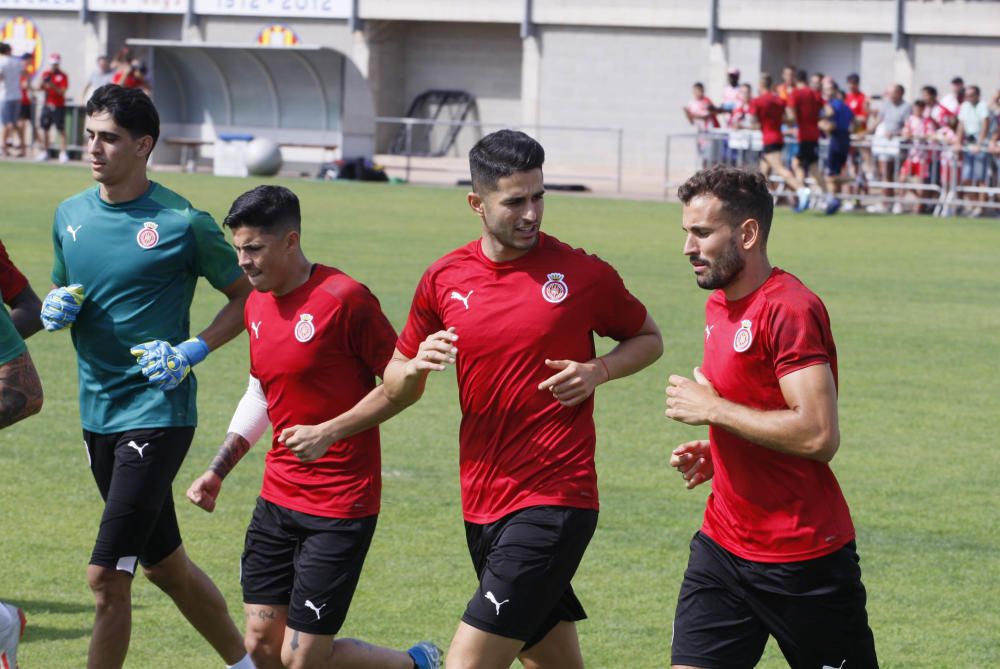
[290,630,300,652]
[209,432,251,479]
[0,351,43,430]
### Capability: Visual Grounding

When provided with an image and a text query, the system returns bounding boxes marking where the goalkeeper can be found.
[42,84,254,669]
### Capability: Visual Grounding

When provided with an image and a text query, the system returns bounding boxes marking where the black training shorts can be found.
[796,140,820,169]
[85,427,194,573]
[671,531,878,669]
[463,505,598,649]
[762,142,785,155]
[39,105,65,131]
[241,497,377,636]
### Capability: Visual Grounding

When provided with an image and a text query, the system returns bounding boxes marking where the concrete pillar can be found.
[707,41,727,102]
[521,33,541,128]
[892,43,914,97]
[351,28,370,78]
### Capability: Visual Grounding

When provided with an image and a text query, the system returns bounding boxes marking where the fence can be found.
[374,117,625,193]
[664,129,1000,216]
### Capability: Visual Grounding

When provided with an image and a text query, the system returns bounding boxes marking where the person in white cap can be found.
[37,52,70,163]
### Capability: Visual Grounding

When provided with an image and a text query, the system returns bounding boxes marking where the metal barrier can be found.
[375,117,625,193]
[664,128,1000,216]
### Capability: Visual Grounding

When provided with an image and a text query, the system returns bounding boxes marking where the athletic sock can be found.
[226,653,256,669]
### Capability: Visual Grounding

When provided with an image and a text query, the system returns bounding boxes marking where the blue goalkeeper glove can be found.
[130,337,211,391]
[41,284,85,331]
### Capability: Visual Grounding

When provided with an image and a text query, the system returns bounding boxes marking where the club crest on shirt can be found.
[733,319,753,353]
[542,273,568,304]
[294,314,315,343]
[136,221,160,249]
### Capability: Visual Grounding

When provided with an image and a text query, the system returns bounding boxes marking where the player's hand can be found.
[186,471,222,512]
[409,327,458,374]
[665,367,719,425]
[40,284,85,331]
[279,424,333,463]
[538,358,608,408]
[670,440,714,489]
[130,337,210,391]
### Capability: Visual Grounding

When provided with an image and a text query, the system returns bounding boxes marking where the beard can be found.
[693,236,745,290]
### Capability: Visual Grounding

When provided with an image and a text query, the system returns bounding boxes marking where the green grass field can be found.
[1,162,998,668]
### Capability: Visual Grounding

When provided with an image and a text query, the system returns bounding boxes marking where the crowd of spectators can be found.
[0,42,150,162]
[684,68,1000,216]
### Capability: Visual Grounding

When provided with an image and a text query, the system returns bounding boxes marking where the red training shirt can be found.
[791,87,823,142]
[0,240,29,307]
[41,69,68,108]
[845,91,868,131]
[247,264,397,519]
[699,268,855,563]
[397,232,648,524]
[750,92,787,146]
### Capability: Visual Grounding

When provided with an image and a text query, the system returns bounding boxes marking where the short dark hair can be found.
[677,166,774,243]
[0,43,10,55]
[966,85,981,97]
[469,129,545,193]
[693,82,704,90]
[951,76,964,86]
[796,69,808,83]
[224,185,301,233]
[922,85,937,98]
[86,84,159,149]
[846,73,860,84]
[760,73,773,89]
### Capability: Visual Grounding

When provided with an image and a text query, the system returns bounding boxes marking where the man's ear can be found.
[740,218,761,251]
[468,191,485,216]
[136,135,155,159]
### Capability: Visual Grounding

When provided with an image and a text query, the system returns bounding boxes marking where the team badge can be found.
[541,273,568,304]
[733,319,753,353]
[136,221,160,249]
[294,313,315,343]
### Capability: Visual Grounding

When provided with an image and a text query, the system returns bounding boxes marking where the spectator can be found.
[16,53,34,157]
[720,67,742,113]
[35,53,69,163]
[843,73,872,204]
[809,72,824,93]
[901,99,935,212]
[0,43,24,157]
[684,82,720,167]
[112,59,151,96]
[921,85,953,129]
[933,113,961,207]
[777,64,796,101]
[83,55,114,102]
[869,84,912,213]
[820,80,854,214]
[728,83,754,129]
[956,85,990,216]
[940,76,964,116]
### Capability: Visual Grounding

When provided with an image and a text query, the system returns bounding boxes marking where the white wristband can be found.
[227,375,270,445]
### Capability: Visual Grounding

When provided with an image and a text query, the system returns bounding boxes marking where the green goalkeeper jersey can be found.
[51,182,242,433]
[0,291,26,366]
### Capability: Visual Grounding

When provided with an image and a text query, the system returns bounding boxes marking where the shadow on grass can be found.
[6,599,142,644]
[23,624,92,643]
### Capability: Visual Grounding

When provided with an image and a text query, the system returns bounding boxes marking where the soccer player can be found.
[40,84,254,669]
[789,69,828,207]
[0,240,42,339]
[666,165,878,669]
[185,185,441,669]
[0,247,44,669]
[382,129,663,669]
[750,74,807,208]
[820,80,855,215]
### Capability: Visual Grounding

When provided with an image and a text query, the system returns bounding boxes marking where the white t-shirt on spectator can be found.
[0,55,25,102]
[957,100,989,142]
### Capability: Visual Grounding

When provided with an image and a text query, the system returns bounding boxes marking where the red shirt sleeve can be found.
[592,261,648,341]
[0,241,29,307]
[396,269,444,359]
[767,294,835,380]
[346,285,398,378]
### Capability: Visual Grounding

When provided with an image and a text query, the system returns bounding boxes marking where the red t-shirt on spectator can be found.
[750,92,786,146]
[248,264,398,519]
[112,70,144,90]
[397,233,648,524]
[0,240,29,307]
[845,91,868,131]
[791,87,823,142]
[41,69,68,108]
[699,268,855,563]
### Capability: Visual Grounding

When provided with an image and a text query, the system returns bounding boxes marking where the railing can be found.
[375,117,625,193]
[664,128,1000,216]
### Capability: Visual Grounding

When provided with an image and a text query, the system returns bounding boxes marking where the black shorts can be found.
[39,105,65,131]
[241,497,377,635]
[797,140,820,169]
[85,427,195,573]
[762,142,784,155]
[17,103,31,121]
[463,505,598,648]
[826,146,850,176]
[671,531,878,669]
